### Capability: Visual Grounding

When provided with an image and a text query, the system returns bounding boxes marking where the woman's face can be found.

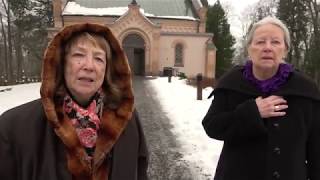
[248,23,287,76]
[64,39,106,105]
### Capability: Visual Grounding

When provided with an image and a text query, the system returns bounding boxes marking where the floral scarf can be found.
[63,90,105,157]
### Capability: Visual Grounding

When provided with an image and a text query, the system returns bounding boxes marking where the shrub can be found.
[177,72,187,79]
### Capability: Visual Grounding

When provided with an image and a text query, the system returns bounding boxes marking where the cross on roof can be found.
[131,0,137,5]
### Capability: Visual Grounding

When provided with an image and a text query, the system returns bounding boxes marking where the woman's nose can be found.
[83,55,94,70]
[262,42,272,51]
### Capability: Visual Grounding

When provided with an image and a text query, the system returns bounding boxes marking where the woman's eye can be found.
[95,57,105,63]
[256,41,265,44]
[272,41,281,44]
[72,52,84,57]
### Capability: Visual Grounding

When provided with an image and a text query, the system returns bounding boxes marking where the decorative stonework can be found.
[118,28,151,75]
[161,25,198,33]
[113,5,157,37]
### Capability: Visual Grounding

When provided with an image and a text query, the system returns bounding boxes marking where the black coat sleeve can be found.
[0,111,17,180]
[307,100,320,179]
[202,90,267,142]
[134,110,149,180]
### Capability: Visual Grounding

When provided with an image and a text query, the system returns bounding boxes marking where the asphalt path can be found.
[132,76,208,180]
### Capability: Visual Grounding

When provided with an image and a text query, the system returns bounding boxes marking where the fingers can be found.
[267,95,281,101]
[270,108,286,117]
[270,96,287,106]
[266,96,287,107]
[274,104,288,112]
[255,95,288,118]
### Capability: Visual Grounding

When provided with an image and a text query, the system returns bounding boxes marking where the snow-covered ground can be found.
[148,77,222,177]
[0,77,222,178]
[0,82,41,114]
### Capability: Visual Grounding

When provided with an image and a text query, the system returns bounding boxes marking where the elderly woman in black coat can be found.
[202,16,320,180]
[0,23,148,180]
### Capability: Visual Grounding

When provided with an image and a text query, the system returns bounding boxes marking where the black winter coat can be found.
[202,66,320,180]
[0,99,148,180]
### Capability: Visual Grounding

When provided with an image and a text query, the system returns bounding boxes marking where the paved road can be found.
[133,76,197,180]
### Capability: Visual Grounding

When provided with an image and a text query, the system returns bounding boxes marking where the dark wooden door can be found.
[122,34,145,75]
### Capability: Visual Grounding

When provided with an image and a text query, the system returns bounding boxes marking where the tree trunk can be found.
[0,12,8,82]
[14,29,23,82]
[2,0,13,83]
[6,1,13,83]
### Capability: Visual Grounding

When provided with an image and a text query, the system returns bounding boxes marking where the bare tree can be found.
[304,0,320,84]
[14,28,23,81]
[1,0,13,83]
[0,12,8,82]
[233,0,278,65]
[306,0,319,37]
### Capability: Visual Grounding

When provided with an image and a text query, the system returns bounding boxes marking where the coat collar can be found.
[40,23,134,178]
[215,66,320,100]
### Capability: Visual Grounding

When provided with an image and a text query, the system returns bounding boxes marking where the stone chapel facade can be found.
[50,0,216,80]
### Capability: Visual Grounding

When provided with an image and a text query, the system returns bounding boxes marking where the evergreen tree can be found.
[206,0,235,78]
[277,0,308,68]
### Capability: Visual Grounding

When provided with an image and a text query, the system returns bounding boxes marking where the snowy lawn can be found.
[148,77,222,177]
[0,77,222,178]
[0,83,41,114]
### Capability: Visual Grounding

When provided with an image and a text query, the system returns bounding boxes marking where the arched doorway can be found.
[122,34,145,76]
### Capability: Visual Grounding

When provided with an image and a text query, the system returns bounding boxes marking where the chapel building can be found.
[51,0,216,80]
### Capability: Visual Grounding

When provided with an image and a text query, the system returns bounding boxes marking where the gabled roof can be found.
[65,0,200,20]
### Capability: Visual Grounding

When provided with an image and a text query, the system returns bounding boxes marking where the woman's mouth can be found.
[78,77,94,82]
[261,56,274,60]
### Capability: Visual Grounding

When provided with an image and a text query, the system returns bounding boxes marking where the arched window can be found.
[175,43,184,67]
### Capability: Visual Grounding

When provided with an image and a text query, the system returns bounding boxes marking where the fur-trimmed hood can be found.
[40,23,134,179]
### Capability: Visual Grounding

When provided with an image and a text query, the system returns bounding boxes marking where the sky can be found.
[0,77,223,178]
[207,0,260,40]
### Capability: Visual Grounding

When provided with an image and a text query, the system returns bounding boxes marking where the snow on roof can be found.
[156,16,197,21]
[63,1,197,20]
[63,2,130,16]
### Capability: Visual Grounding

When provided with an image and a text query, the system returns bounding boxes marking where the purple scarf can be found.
[242,60,293,94]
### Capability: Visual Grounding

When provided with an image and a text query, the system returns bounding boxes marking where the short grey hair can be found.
[246,16,291,52]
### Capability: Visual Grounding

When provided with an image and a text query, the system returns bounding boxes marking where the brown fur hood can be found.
[40,23,134,178]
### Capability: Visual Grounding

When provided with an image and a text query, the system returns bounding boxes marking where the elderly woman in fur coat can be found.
[0,23,149,180]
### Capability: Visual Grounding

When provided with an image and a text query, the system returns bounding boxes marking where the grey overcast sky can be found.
[207,0,260,39]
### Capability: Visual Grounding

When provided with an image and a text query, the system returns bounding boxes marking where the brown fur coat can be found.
[0,23,148,180]
[41,23,137,179]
